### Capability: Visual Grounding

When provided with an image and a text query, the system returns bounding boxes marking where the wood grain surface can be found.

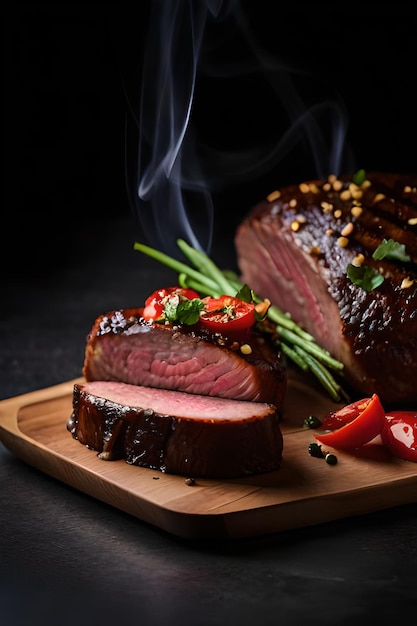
[1,377,416,539]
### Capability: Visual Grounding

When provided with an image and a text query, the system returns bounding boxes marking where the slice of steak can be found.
[82,308,287,410]
[68,381,283,478]
[235,172,417,408]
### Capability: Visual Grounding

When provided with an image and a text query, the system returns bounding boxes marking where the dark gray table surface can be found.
[2,215,416,626]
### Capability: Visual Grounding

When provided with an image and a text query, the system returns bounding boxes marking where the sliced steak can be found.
[235,172,417,408]
[82,308,287,410]
[67,381,283,478]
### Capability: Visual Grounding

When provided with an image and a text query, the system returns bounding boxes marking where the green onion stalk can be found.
[133,239,350,402]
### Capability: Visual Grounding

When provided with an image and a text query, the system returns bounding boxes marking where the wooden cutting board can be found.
[1,376,416,540]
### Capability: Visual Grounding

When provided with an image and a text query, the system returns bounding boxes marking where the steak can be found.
[82,308,287,411]
[235,172,417,408]
[67,381,283,478]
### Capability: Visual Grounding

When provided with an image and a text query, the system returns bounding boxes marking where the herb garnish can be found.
[352,169,367,186]
[164,297,204,325]
[347,238,411,292]
[346,263,384,292]
[372,238,411,263]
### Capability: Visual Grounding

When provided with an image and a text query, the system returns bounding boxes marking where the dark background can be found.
[3,1,416,280]
[1,6,416,624]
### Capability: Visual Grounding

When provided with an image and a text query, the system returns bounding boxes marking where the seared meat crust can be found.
[235,172,417,407]
[68,381,283,478]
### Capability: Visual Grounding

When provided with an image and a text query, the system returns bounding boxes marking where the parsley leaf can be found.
[347,237,410,291]
[347,263,384,292]
[235,283,254,303]
[164,298,204,325]
[352,169,366,186]
[372,238,411,262]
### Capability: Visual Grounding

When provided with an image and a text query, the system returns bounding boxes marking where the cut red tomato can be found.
[142,286,200,322]
[319,398,372,431]
[142,287,258,333]
[314,394,385,450]
[381,411,417,462]
[199,295,256,334]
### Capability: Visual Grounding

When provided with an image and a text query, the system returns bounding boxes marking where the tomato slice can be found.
[381,411,417,462]
[199,295,256,334]
[142,286,200,322]
[142,288,257,333]
[314,394,385,450]
[319,398,372,431]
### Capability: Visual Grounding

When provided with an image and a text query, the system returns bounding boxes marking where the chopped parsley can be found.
[347,263,385,292]
[352,169,367,186]
[372,238,411,263]
[347,238,410,291]
[164,298,204,325]
[235,283,254,303]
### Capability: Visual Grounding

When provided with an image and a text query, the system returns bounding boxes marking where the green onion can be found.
[134,239,349,402]
[133,242,220,294]
[177,239,234,294]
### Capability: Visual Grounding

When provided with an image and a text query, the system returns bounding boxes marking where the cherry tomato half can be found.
[314,394,385,450]
[381,411,417,462]
[199,295,256,334]
[142,286,200,322]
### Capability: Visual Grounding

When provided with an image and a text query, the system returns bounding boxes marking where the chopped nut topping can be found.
[404,185,412,193]
[334,209,342,219]
[408,217,417,225]
[254,299,271,318]
[326,228,334,236]
[295,213,307,223]
[352,253,365,266]
[328,174,337,183]
[323,182,331,191]
[291,220,300,231]
[310,245,321,255]
[299,182,310,193]
[361,179,372,189]
[267,190,281,202]
[351,188,363,200]
[332,180,343,191]
[321,201,333,213]
[401,277,414,289]
[372,193,386,204]
[309,183,320,194]
[289,198,297,208]
[240,344,252,355]
[337,236,349,248]
[351,205,363,217]
[340,189,351,201]
[341,222,354,236]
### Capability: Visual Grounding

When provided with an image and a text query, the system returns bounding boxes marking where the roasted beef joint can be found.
[83,308,287,411]
[68,381,284,478]
[235,172,417,407]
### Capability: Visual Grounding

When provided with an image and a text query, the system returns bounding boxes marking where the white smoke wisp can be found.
[134,1,353,257]
[136,0,232,256]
